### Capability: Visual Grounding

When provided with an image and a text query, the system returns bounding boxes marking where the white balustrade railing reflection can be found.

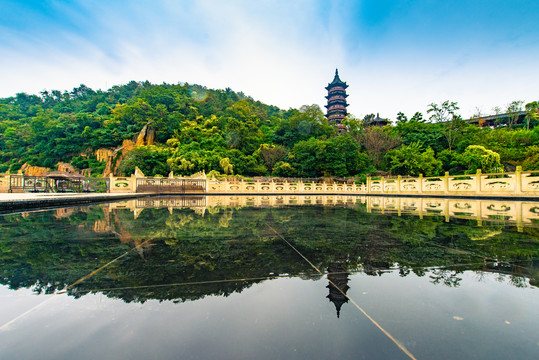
[107,195,539,231]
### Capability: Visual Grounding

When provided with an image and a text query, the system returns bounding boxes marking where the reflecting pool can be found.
[0,195,537,359]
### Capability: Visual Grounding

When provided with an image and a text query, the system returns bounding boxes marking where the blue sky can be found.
[0,0,538,119]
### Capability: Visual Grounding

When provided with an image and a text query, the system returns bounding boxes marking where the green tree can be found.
[460,145,503,173]
[118,145,172,176]
[219,157,234,175]
[427,101,462,151]
[506,100,524,128]
[386,142,442,176]
[525,101,539,130]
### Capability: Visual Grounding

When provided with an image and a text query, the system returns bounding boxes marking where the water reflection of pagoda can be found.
[325,69,349,132]
[326,258,350,318]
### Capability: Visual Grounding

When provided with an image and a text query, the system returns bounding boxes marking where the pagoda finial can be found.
[335,68,339,76]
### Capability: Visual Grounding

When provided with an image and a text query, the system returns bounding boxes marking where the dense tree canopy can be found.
[0,82,538,178]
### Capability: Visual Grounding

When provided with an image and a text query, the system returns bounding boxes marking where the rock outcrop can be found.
[100,123,155,176]
[21,164,50,176]
[96,149,114,163]
[57,162,76,174]
[135,123,155,146]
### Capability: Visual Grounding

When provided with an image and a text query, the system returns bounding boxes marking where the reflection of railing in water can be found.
[134,196,207,209]
[106,195,539,230]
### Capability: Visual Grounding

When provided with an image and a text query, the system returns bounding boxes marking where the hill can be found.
[1,81,538,178]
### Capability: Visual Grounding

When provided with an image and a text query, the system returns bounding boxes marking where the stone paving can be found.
[0,192,147,212]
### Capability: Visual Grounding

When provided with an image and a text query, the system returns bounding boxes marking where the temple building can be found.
[364,113,389,127]
[325,69,349,131]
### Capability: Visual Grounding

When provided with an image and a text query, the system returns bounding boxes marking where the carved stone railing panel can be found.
[481,174,515,192]
[520,172,539,193]
[422,178,444,192]
[449,177,476,192]
[400,179,419,192]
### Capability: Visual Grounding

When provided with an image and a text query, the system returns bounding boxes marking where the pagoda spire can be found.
[325,69,349,131]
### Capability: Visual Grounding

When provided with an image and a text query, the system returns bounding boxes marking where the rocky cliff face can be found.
[135,123,155,146]
[100,123,155,177]
[22,164,50,176]
[57,162,75,173]
[96,149,114,163]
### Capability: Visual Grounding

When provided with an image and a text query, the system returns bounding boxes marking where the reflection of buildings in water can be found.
[483,258,539,288]
[326,258,350,318]
[106,195,539,230]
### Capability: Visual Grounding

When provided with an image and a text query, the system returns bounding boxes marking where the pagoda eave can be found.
[325,84,348,91]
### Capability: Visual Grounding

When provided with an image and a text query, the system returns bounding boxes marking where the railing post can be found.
[418,174,423,194]
[476,169,482,194]
[444,172,449,195]
[397,175,401,194]
[109,173,114,193]
[381,176,385,193]
[367,177,371,194]
[515,166,522,195]
[131,174,137,193]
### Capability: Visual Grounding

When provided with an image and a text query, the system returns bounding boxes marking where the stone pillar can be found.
[131,174,137,193]
[476,169,482,194]
[418,174,423,194]
[444,172,449,195]
[515,166,522,195]
[367,177,371,194]
[108,173,114,193]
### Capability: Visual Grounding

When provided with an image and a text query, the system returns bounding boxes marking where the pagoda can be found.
[325,69,349,130]
[326,259,350,318]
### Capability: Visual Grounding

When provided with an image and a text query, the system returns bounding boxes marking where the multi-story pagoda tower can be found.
[325,69,349,128]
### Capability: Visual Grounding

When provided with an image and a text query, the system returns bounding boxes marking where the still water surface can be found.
[0,195,537,359]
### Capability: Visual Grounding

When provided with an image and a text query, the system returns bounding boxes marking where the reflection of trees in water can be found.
[0,204,536,304]
[429,269,463,287]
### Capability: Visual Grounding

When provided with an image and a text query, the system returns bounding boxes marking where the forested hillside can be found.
[0,81,538,178]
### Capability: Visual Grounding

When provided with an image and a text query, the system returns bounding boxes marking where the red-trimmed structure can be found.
[325,69,348,131]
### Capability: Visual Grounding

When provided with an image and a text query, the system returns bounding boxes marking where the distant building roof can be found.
[365,113,389,127]
[467,111,528,127]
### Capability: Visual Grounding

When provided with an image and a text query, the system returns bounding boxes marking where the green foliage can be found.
[386,142,442,176]
[118,145,172,177]
[391,113,445,152]
[272,161,296,177]
[0,82,537,178]
[522,145,539,170]
[459,145,503,173]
